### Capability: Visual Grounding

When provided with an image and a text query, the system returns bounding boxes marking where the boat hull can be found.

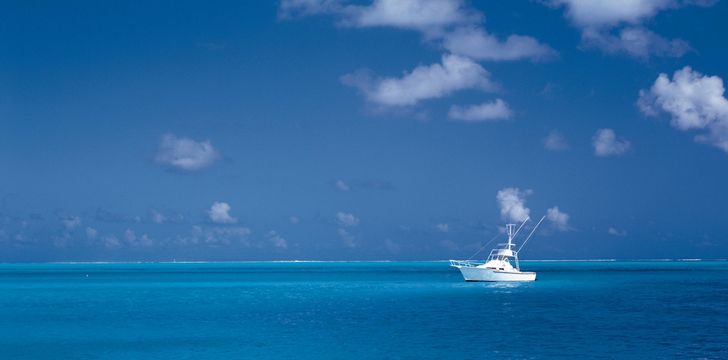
[455,266,536,282]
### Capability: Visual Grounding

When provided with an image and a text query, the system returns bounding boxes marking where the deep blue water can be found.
[0,261,726,359]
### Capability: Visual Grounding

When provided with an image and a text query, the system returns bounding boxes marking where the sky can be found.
[2,0,728,261]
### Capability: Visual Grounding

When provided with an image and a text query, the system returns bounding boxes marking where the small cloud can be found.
[151,210,166,224]
[496,187,531,222]
[62,216,81,230]
[289,216,300,225]
[181,225,252,247]
[592,128,631,156]
[124,229,155,247]
[546,206,571,231]
[608,227,628,237]
[341,54,495,107]
[266,230,288,249]
[336,212,360,227]
[85,227,97,239]
[448,99,512,122]
[337,228,356,248]
[103,235,121,249]
[443,27,556,62]
[208,202,237,224]
[155,133,219,171]
[335,179,351,192]
[543,130,570,151]
[436,223,449,233]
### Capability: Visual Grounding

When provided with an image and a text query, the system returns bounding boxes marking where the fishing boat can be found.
[450,216,544,282]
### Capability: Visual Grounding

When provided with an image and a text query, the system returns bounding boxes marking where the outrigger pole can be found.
[517,215,546,253]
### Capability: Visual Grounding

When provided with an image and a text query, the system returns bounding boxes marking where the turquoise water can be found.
[0,261,726,359]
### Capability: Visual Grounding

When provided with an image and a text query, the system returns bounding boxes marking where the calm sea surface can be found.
[0,261,726,359]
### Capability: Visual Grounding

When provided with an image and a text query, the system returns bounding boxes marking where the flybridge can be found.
[450,216,546,282]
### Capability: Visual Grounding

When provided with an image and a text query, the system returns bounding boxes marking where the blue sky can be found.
[2,0,728,261]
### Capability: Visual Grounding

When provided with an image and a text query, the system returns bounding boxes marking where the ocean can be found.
[0,261,726,359]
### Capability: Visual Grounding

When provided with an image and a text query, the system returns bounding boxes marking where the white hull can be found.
[455,266,536,282]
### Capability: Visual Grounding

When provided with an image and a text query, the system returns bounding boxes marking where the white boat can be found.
[450,217,544,282]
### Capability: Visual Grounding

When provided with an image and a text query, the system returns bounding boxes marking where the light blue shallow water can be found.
[0,261,726,359]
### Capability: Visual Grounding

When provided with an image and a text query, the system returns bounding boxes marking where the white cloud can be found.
[543,130,570,151]
[448,99,512,122]
[335,179,351,191]
[266,230,289,249]
[280,0,478,32]
[581,27,689,58]
[337,228,356,248]
[289,216,300,224]
[151,210,166,224]
[124,228,136,243]
[85,227,97,239]
[552,0,675,28]
[344,0,478,32]
[103,235,121,249]
[436,223,449,232]
[546,206,571,231]
[62,216,81,230]
[592,128,631,156]
[124,229,154,247]
[336,212,360,227]
[342,54,495,107]
[443,27,556,61]
[184,225,252,246]
[208,202,238,224]
[608,227,628,236]
[638,66,728,152]
[155,133,219,171]
[496,187,531,223]
[280,0,553,63]
[549,0,711,58]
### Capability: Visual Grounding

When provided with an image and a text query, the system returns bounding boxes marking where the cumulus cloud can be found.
[85,227,97,239]
[337,228,356,248]
[443,27,556,61]
[103,235,121,249]
[592,128,631,156]
[183,225,252,246]
[335,179,351,191]
[549,0,712,58]
[581,27,689,58]
[265,230,288,249]
[638,66,728,152]
[608,227,628,236]
[496,187,531,223]
[208,202,238,224]
[448,99,512,122]
[280,0,479,32]
[155,133,219,171]
[266,230,289,249]
[125,229,155,247]
[342,54,495,107]
[336,212,360,227]
[546,206,571,231]
[62,216,81,230]
[543,130,570,151]
[281,0,554,63]
[151,210,166,224]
